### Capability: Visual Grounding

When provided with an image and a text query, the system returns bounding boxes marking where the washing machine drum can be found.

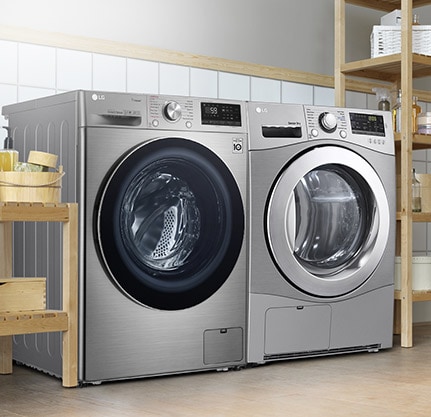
[95,137,244,310]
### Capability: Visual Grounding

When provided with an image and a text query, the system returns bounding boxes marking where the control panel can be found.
[304,106,392,151]
[147,95,245,132]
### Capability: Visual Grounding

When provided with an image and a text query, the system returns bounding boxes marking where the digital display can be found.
[201,102,242,126]
[350,112,385,137]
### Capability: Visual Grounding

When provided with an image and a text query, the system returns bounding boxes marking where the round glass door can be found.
[266,146,390,297]
[95,137,244,310]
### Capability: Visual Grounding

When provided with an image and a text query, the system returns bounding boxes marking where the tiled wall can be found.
[1,39,431,321]
[0,39,370,135]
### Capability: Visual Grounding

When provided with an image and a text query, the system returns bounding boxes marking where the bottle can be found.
[413,14,420,25]
[373,87,391,111]
[412,96,422,133]
[0,126,18,171]
[378,96,391,111]
[412,168,422,213]
[392,89,402,133]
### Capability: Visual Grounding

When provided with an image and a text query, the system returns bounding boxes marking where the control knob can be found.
[163,101,182,122]
[318,112,337,133]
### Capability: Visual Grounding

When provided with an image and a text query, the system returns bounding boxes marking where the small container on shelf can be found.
[412,96,421,133]
[412,168,422,213]
[417,112,431,135]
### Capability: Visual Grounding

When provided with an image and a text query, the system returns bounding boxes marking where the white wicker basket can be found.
[371,25,431,57]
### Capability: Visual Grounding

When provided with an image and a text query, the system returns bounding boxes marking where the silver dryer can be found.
[247,102,395,363]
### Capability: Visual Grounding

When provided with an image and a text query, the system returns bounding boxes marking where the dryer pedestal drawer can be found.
[264,305,331,355]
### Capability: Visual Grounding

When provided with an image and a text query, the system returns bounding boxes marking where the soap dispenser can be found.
[0,126,18,171]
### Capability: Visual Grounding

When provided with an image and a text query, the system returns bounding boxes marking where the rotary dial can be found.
[163,101,182,122]
[318,112,337,133]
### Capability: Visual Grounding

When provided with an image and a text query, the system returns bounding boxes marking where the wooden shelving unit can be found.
[0,202,78,387]
[335,0,431,347]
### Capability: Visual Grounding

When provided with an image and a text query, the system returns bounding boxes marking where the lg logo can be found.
[91,93,106,101]
[233,138,243,153]
[255,106,268,114]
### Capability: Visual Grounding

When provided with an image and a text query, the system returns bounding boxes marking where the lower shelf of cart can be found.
[0,309,68,336]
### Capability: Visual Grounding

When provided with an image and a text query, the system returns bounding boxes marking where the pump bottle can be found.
[0,126,18,171]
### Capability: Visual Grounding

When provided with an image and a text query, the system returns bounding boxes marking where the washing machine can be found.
[2,91,248,383]
[246,102,395,364]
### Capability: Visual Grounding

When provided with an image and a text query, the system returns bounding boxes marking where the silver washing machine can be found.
[2,91,248,383]
[246,102,395,364]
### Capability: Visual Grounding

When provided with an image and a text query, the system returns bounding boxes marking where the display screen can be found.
[201,102,242,126]
[350,112,385,137]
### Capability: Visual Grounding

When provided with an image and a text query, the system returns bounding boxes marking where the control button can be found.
[311,129,319,137]
[318,112,337,133]
[186,121,192,129]
[339,130,347,139]
[152,119,159,127]
[163,101,182,122]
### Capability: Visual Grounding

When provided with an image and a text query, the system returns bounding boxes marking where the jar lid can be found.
[27,151,58,169]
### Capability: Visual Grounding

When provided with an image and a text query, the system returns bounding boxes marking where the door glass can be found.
[96,137,244,310]
[293,164,374,276]
[121,161,201,272]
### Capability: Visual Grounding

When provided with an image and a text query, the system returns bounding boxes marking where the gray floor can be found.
[1,326,431,417]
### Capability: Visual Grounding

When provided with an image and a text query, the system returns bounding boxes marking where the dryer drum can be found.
[94,137,245,310]
[293,164,374,274]
[266,145,390,298]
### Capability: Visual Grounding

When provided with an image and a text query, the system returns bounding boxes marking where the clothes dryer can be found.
[247,102,395,364]
[3,91,247,383]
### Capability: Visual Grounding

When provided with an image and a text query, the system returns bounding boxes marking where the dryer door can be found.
[266,146,390,297]
[95,137,244,310]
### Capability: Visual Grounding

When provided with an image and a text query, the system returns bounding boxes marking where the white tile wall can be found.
[219,72,250,101]
[93,53,127,92]
[314,86,335,106]
[159,63,189,96]
[0,83,17,135]
[0,40,18,84]
[57,49,92,91]
[250,77,281,103]
[282,81,313,104]
[190,68,218,98]
[18,86,56,102]
[18,43,56,89]
[127,59,158,94]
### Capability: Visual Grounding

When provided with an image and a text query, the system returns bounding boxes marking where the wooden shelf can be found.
[0,310,68,336]
[0,202,78,388]
[394,132,431,150]
[396,212,431,221]
[395,289,431,301]
[341,54,431,81]
[345,0,431,12]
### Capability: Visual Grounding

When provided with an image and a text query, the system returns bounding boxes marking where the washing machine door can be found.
[266,146,390,297]
[95,137,244,310]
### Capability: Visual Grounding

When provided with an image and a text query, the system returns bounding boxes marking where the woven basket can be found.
[0,170,64,203]
[371,25,431,58]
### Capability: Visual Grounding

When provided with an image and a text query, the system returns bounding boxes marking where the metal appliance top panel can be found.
[79,91,247,133]
[247,102,394,155]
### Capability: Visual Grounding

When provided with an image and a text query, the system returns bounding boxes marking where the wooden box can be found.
[0,278,46,311]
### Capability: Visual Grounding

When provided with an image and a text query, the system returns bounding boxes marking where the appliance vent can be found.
[263,344,381,361]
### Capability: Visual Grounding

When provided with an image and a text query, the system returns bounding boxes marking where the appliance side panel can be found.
[5,99,78,376]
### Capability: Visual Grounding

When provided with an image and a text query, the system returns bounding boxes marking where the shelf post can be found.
[61,203,78,388]
[0,220,13,374]
[334,0,346,106]
[399,0,414,348]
